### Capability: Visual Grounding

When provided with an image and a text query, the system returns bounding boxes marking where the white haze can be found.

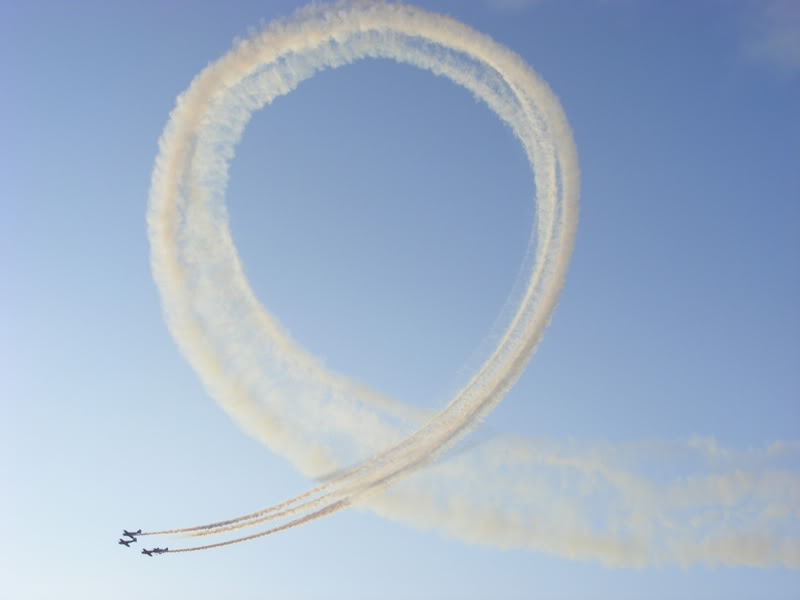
[146,1,799,566]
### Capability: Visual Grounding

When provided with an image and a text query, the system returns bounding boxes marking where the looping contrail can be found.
[144,1,799,568]
[148,0,576,548]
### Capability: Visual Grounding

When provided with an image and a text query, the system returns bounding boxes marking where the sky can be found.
[3,0,799,598]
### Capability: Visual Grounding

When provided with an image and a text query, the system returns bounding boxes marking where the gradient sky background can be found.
[4,0,799,598]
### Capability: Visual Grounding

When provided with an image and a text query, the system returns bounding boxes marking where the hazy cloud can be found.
[743,0,800,74]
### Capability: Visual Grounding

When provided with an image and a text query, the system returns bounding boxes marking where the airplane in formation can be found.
[141,547,168,557]
[119,529,141,548]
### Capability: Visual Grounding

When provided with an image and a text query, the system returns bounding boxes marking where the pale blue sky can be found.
[3,1,799,598]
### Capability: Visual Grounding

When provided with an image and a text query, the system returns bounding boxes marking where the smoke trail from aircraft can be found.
[168,500,351,553]
[145,414,487,538]
[146,1,800,566]
[149,0,576,540]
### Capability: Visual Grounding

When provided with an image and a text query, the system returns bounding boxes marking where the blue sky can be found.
[3,1,799,598]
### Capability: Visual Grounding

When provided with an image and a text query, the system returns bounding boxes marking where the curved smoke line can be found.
[148,0,576,537]
[146,1,799,567]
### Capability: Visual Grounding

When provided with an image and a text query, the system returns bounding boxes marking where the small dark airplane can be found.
[123,529,142,538]
[141,548,154,557]
[118,538,134,547]
[142,547,168,557]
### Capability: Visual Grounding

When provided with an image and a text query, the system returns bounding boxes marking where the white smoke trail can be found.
[169,499,352,553]
[149,0,575,534]
[146,1,800,567]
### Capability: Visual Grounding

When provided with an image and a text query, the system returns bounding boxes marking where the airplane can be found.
[118,538,134,547]
[122,529,142,538]
[141,548,154,557]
